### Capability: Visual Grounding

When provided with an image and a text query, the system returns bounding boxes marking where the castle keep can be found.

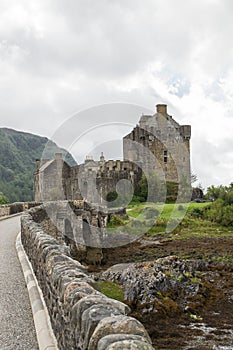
[34,104,191,203]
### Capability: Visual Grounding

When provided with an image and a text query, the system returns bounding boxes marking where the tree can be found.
[195,182,233,227]
[191,173,198,184]
[134,174,167,203]
[0,192,9,205]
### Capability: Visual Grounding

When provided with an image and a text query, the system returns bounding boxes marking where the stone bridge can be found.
[0,202,154,350]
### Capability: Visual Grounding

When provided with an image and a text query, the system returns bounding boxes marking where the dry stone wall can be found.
[21,207,154,350]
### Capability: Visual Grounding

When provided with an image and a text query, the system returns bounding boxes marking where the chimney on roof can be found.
[36,159,40,171]
[55,152,62,160]
[156,104,167,115]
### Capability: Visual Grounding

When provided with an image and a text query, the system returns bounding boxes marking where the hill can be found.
[0,128,76,202]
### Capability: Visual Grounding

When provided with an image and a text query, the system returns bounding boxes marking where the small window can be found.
[164,150,168,163]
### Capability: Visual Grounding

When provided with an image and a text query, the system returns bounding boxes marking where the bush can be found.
[221,205,233,226]
[189,207,205,219]
[201,198,233,227]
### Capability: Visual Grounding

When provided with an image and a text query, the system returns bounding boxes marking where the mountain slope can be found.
[0,128,76,202]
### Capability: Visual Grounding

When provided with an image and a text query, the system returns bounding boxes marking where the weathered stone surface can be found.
[79,304,122,349]
[105,340,154,349]
[97,334,152,350]
[72,294,130,330]
[21,206,154,350]
[0,201,40,217]
[101,256,208,313]
[88,315,151,350]
[62,280,96,303]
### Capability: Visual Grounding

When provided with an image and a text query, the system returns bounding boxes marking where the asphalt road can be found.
[0,216,38,350]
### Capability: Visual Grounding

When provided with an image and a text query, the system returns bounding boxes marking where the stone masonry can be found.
[21,205,154,350]
[34,104,191,203]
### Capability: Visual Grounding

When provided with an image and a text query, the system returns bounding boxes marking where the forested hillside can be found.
[0,128,76,202]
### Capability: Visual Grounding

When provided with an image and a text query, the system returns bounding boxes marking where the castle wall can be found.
[68,160,140,204]
[34,104,191,203]
[123,105,191,184]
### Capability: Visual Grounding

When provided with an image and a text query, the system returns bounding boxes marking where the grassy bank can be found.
[106,201,233,240]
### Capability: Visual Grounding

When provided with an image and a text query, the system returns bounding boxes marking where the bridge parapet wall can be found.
[0,201,41,218]
[21,206,154,350]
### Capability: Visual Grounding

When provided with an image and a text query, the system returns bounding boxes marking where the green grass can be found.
[105,202,233,241]
[127,201,210,220]
[96,281,125,302]
[125,202,233,238]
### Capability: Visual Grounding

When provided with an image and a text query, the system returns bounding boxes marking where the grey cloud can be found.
[0,0,232,188]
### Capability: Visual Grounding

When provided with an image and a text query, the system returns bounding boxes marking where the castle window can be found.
[140,136,146,145]
[164,150,168,163]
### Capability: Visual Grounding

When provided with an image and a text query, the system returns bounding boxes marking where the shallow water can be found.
[180,322,233,350]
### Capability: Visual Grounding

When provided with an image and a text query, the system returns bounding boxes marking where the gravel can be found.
[0,216,39,350]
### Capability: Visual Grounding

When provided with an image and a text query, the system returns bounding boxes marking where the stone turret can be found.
[100,152,105,163]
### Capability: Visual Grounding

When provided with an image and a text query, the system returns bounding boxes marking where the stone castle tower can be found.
[34,104,191,203]
[123,104,191,183]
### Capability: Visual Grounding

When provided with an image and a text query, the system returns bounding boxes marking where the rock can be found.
[104,340,154,349]
[97,334,153,350]
[72,295,130,331]
[100,256,208,314]
[88,315,151,350]
[79,304,122,349]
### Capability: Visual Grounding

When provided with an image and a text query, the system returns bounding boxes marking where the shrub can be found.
[221,205,233,226]
[189,207,205,219]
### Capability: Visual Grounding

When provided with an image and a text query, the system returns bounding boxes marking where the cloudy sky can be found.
[0,0,233,189]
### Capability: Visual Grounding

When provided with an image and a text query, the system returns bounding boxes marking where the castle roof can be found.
[39,159,54,172]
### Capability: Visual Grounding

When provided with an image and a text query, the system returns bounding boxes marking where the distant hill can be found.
[0,128,76,203]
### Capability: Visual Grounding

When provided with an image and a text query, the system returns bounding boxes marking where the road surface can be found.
[0,216,38,350]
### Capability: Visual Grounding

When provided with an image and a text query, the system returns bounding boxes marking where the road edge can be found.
[0,212,23,221]
[16,232,59,350]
